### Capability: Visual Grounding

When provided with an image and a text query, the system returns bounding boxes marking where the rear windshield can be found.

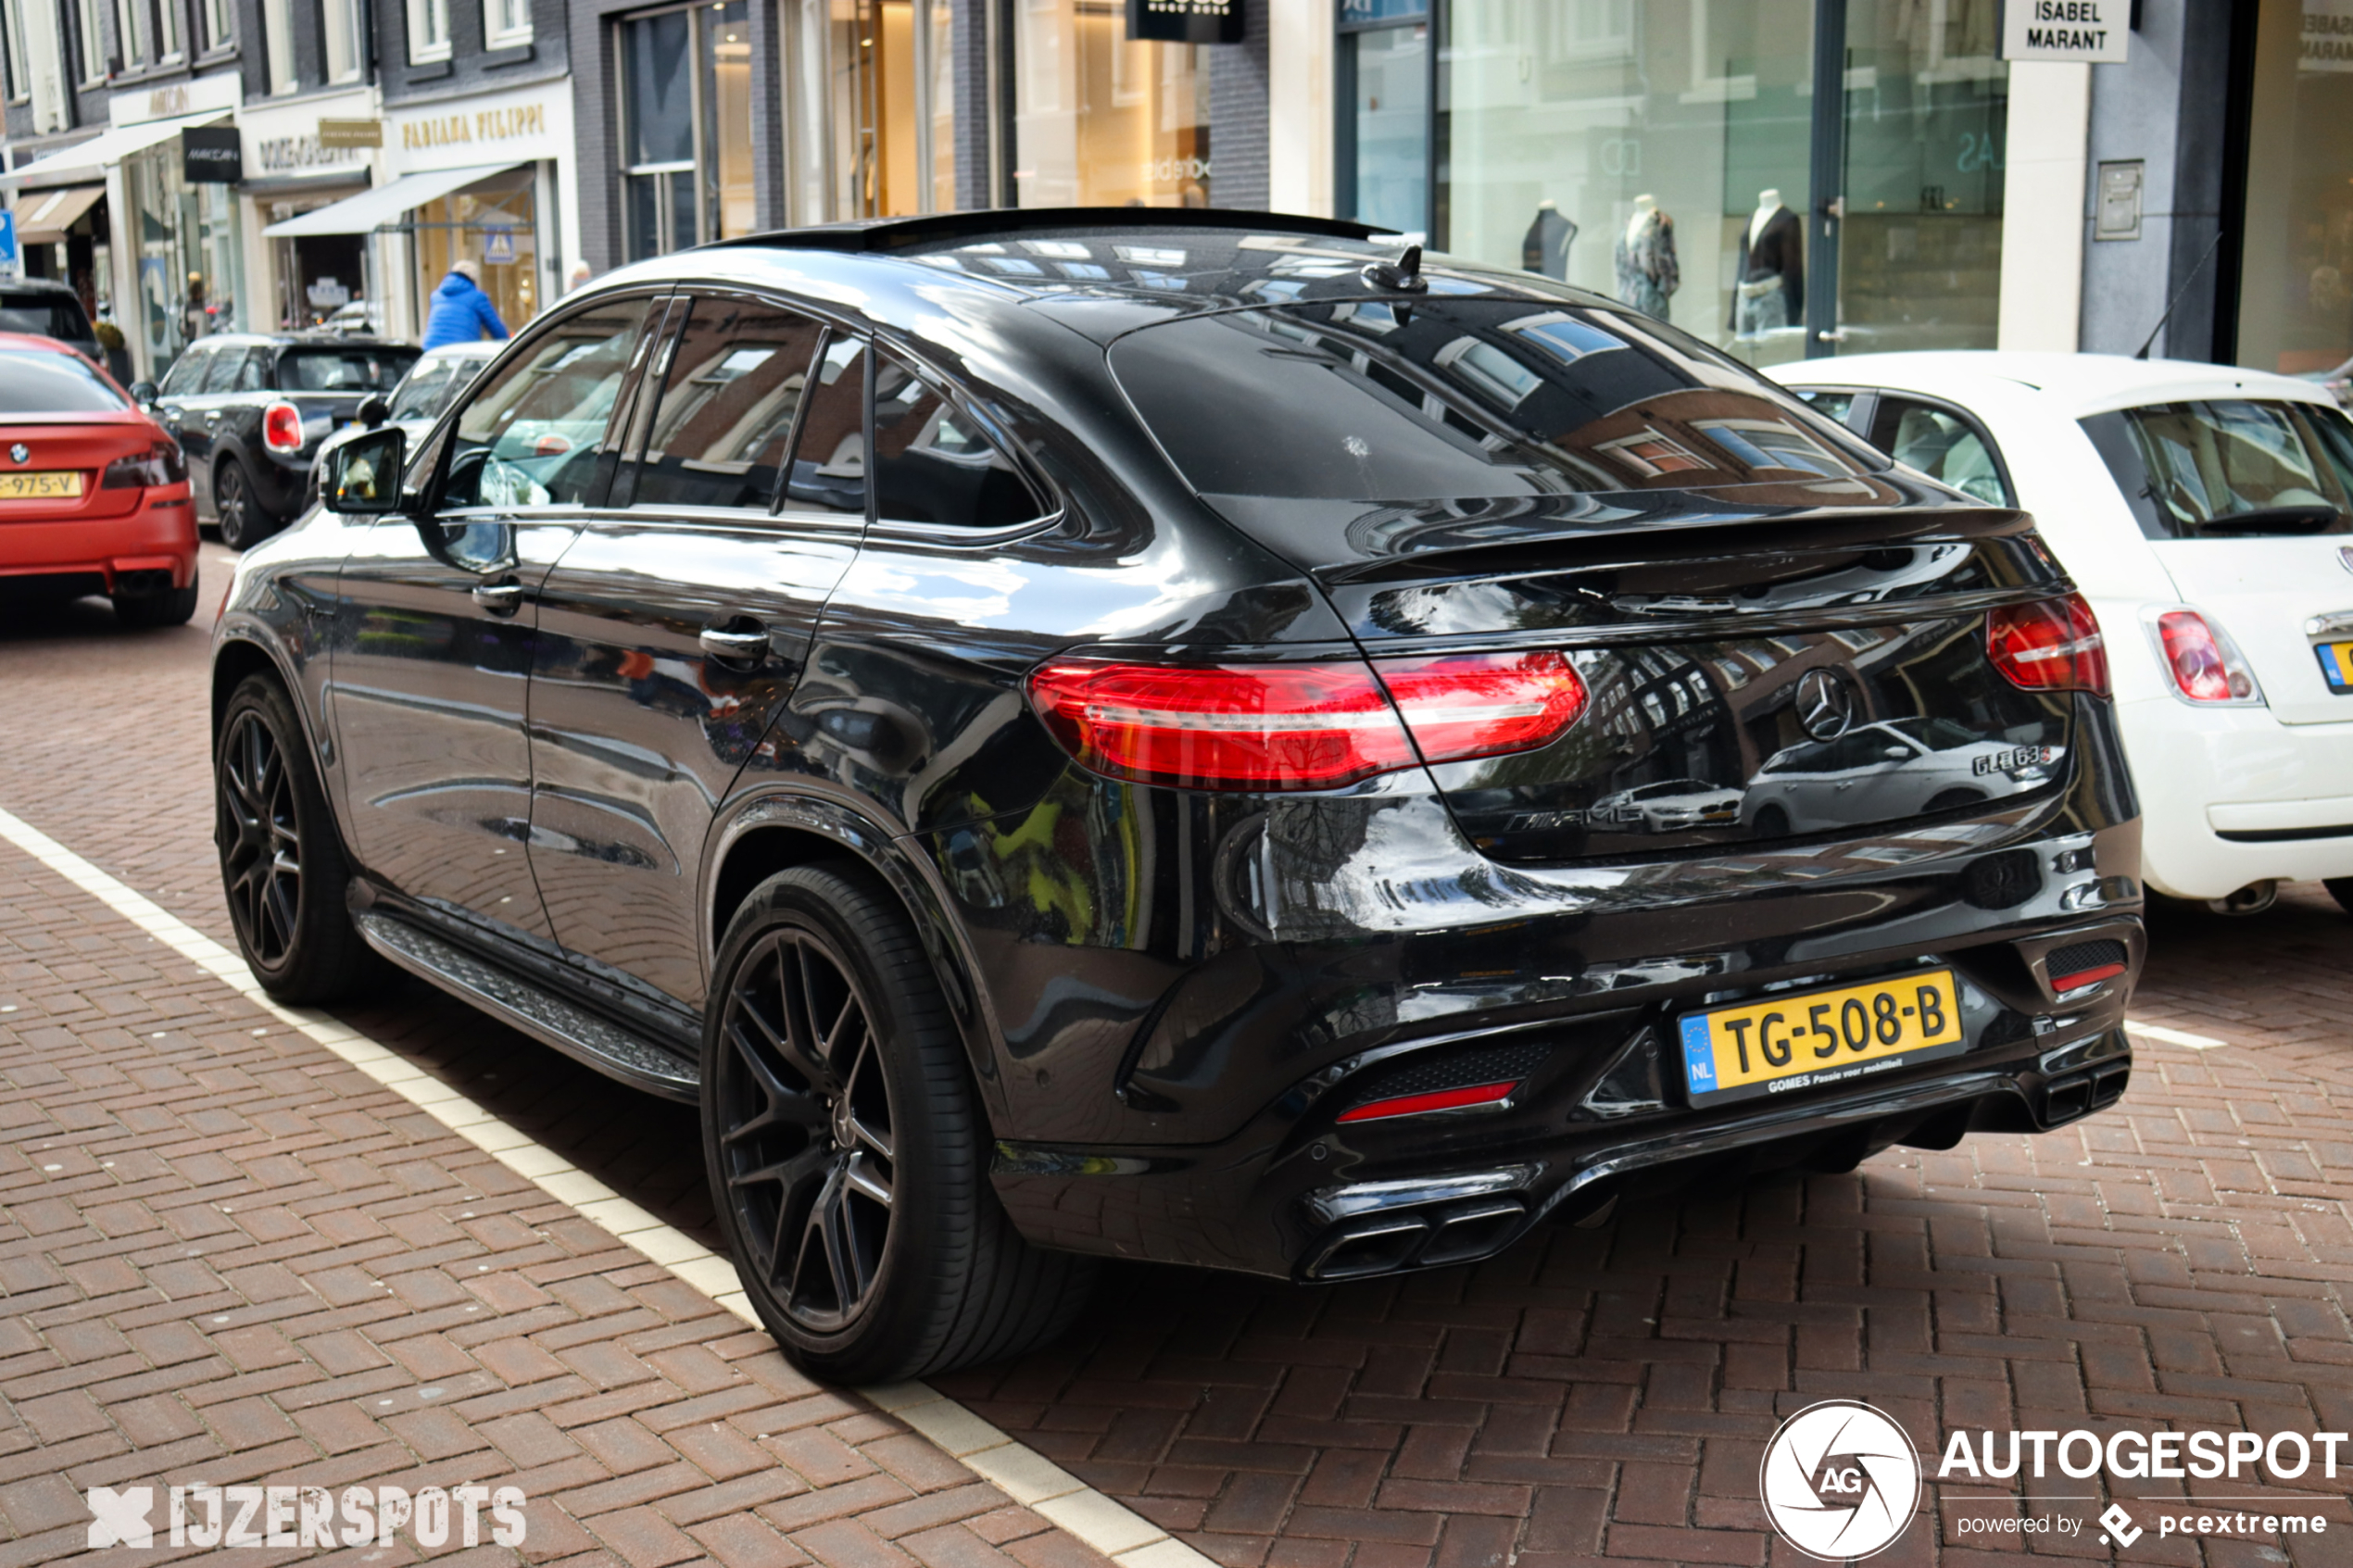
[0,294,92,342]
[1108,298,1884,502]
[2081,399,2353,537]
[276,346,419,393]
[0,347,124,413]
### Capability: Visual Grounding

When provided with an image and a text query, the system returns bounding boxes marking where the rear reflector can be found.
[1336,1080,1521,1123]
[1029,651,1588,792]
[1986,593,2109,698]
[2049,962,2126,991]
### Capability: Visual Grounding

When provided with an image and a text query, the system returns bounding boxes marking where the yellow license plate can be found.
[1678,970,1966,1106]
[0,471,83,500]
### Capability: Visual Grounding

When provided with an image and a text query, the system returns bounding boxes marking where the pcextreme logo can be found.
[1758,1400,1923,1561]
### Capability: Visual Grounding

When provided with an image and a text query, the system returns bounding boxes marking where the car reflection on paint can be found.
[1740,717,2061,835]
[1589,778,1745,832]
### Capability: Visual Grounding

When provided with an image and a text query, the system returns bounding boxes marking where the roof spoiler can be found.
[691,206,1396,256]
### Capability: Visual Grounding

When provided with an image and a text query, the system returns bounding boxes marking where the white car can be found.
[1773,352,2353,914]
[1741,719,2060,836]
[1589,778,1744,833]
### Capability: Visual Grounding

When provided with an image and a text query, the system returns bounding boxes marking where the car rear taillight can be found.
[100,440,187,489]
[2150,608,2265,705]
[1986,593,2109,698]
[1027,651,1589,792]
[262,402,305,455]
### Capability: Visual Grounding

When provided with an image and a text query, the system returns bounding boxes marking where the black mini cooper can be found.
[212,210,2143,1380]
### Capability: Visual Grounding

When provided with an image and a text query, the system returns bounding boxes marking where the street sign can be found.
[484,228,516,265]
[0,211,17,274]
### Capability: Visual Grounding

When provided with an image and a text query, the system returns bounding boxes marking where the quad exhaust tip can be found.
[1303,1198,1528,1281]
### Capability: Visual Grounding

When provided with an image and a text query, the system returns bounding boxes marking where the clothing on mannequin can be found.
[1614,195,1680,320]
[1522,201,1578,281]
[1731,188,1804,336]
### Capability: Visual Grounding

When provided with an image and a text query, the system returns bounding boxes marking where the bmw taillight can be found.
[100,440,187,488]
[1027,651,1589,792]
[262,402,305,455]
[1986,594,2109,698]
[2149,608,2264,705]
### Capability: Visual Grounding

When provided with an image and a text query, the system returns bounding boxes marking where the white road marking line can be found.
[2128,1020,2231,1051]
[0,804,1211,1568]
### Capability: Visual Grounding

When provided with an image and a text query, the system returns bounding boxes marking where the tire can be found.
[114,577,199,628]
[213,674,381,1002]
[1751,803,1791,837]
[702,862,1093,1382]
[215,458,268,550]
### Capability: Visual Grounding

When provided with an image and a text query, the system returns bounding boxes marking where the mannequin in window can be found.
[1522,200,1577,282]
[1731,188,1805,337]
[1614,195,1679,320]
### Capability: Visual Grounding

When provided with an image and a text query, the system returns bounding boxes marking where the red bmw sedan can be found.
[0,332,197,626]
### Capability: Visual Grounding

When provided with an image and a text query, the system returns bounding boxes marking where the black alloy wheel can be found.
[216,458,262,549]
[212,675,380,1001]
[703,864,1092,1381]
[716,924,899,1330]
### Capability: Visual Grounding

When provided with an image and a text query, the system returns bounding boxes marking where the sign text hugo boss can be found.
[1126,0,1244,44]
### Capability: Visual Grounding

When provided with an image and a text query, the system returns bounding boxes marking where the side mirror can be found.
[358,394,390,430]
[128,380,159,406]
[321,427,408,516]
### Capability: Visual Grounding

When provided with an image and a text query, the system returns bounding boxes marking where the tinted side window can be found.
[157,345,212,397]
[781,334,868,517]
[279,347,416,393]
[2083,400,2353,538]
[1871,398,2009,506]
[198,348,245,394]
[872,353,1046,528]
[444,300,652,510]
[635,297,826,511]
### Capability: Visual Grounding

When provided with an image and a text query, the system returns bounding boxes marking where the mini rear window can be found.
[2081,399,2353,538]
[1108,299,1882,503]
[277,346,419,393]
[0,347,125,414]
[0,294,93,342]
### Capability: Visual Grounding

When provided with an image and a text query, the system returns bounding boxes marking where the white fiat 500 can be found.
[1773,353,2353,915]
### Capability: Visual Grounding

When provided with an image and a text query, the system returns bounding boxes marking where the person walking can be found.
[422,259,510,350]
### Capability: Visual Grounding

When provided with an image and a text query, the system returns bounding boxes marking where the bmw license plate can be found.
[1678,971,1966,1107]
[2316,642,2353,694]
[0,471,82,500]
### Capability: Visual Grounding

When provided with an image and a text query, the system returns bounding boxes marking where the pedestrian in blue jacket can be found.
[422,259,510,350]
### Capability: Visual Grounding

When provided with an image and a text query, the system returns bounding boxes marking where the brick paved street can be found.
[6,546,2353,1564]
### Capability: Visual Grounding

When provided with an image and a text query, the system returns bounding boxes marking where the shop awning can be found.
[10,184,106,244]
[0,112,228,187]
[262,163,522,237]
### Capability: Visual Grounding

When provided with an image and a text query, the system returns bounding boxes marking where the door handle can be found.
[472,579,523,615]
[699,624,771,665]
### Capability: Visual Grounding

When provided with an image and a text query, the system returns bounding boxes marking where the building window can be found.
[262,0,296,90]
[1,0,26,101]
[1012,0,1207,207]
[78,0,108,79]
[201,0,233,51]
[2237,0,2353,375]
[115,0,152,66]
[409,0,452,60]
[157,0,181,58]
[323,0,361,77]
[485,0,532,48]
[621,1,754,258]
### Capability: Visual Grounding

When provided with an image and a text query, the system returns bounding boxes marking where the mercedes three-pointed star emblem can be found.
[1795,669,1858,741]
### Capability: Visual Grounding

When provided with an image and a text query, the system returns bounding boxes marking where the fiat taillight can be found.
[2151,608,2265,705]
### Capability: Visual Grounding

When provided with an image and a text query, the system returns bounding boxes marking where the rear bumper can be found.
[2119,697,2353,897]
[944,697,2145,1280]
[0,487,198,592]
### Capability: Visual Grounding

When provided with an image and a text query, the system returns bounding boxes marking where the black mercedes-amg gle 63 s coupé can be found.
[213,209,2143,1380]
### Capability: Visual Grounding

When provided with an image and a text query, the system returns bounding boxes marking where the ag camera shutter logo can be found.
[1759,1399,1922,1560]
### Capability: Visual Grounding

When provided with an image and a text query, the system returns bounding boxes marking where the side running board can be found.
[355,911,701,1102]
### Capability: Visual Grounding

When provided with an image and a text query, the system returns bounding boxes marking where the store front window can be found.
[122,137,245,377]
[412,169,539,330]
[623,1,756,258]
[2237,0,2353,376]
[1344,0,2006,362]
[1012,0,1209,207]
